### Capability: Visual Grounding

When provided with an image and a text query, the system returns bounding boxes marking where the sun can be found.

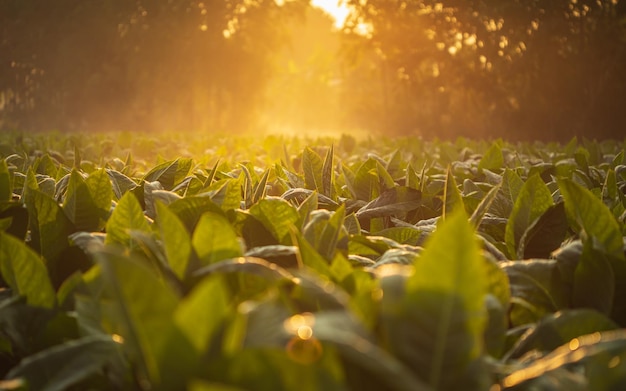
[310,0,350,29]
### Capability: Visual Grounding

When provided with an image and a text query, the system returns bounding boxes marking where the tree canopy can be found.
[1,0,625,140]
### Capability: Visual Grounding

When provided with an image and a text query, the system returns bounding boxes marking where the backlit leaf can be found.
[105,192,150,247]
[192,212,243,266]
[505,174,554,259]
[0,231,55,308]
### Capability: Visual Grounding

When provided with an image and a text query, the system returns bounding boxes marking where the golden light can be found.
[311,0,350,29]
[283,313,323,364]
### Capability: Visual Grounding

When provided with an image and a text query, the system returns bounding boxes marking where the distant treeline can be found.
[1,0,625,140]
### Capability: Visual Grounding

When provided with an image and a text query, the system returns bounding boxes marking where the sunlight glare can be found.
[311,0,350,29]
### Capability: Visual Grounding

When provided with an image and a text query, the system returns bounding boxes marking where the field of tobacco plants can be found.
[0,131,625,390]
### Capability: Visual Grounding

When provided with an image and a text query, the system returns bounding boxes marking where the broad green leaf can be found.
[601,169,618,209]
[97,250,180,386]
[502,329,626,389]
[0,231,55,308]
[0,159,10,202]
[478,144,504,172]
[294,230,332,276]
[353,158,381,201]
[175,275,230,353]
[34,154,58,178]
[143,158,193,190]
[0,201,28,239]
[249,197,299,245]
[377,226,425,246]
[519,202,568,259]
[4,335,123,391]
[399,210,487,390]
[558,178,623,259]
[105,192,150,247]
[156,202,192,280]
[505,174,554,259]
[245,245,299,269]
[209,177,243,212]
[442,166,463,219]
[572,240,614,315]
[505,309,618,360]
[355,187,422,220]
[106,169,138,200]
[490,169,523,218]
[296,190,318,228]
[303,147,324,193]
[24,186,73,264]
[168,196,225,232]
[303,311,433,391]
[316,205,347,261]
[63,169,111,232]
[500,259,569,326]
[405,163,420,190]
[85,169,113,214]
[192,212,243,266]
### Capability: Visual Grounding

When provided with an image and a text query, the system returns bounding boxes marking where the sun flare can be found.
[310,0,350,29]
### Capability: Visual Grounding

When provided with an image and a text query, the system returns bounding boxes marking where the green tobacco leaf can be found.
[395,210,487,390]
[25,186,73,264]
[168,196,225,232]
[558,178,623,259]
[519,202,568,259]
[490,169,524,218]
[175,275,230,354]
[105,192,150,247]
[210,177,243,212]
[0,201,28,239]
[296,190,318,227]
[63,169,112,232]
[5,335,123,391]
[294,230,332,276]
[406,163,420,190]
[353,158,381,201]
[321,145,335,199]
[572,240,614,315]
[442,166,464,219]
[156,202,192,280]
[469,183,501,228]
[192,212,243,266]
[143,158,193,190]
[505,174,554,259]
[317,205,347,261]
[308,311,433,391]
[249,197,299,245]
[500,259,569,326]
[0,159,11,202]
[106,169,138,200]
[0,232,55,308]
[601,169,619,209]
[356,187,422,220]
[502,329,626,389]
[505,309,618,360]
[251,168,271,205]
[303,147,324,193]
[478,144,504,172]
[97,250,180,387]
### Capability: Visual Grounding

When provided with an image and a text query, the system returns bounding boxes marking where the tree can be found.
[341,0,626,139]
[0,0,304,133]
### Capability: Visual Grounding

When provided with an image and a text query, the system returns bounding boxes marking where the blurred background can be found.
[1,0,625,140]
